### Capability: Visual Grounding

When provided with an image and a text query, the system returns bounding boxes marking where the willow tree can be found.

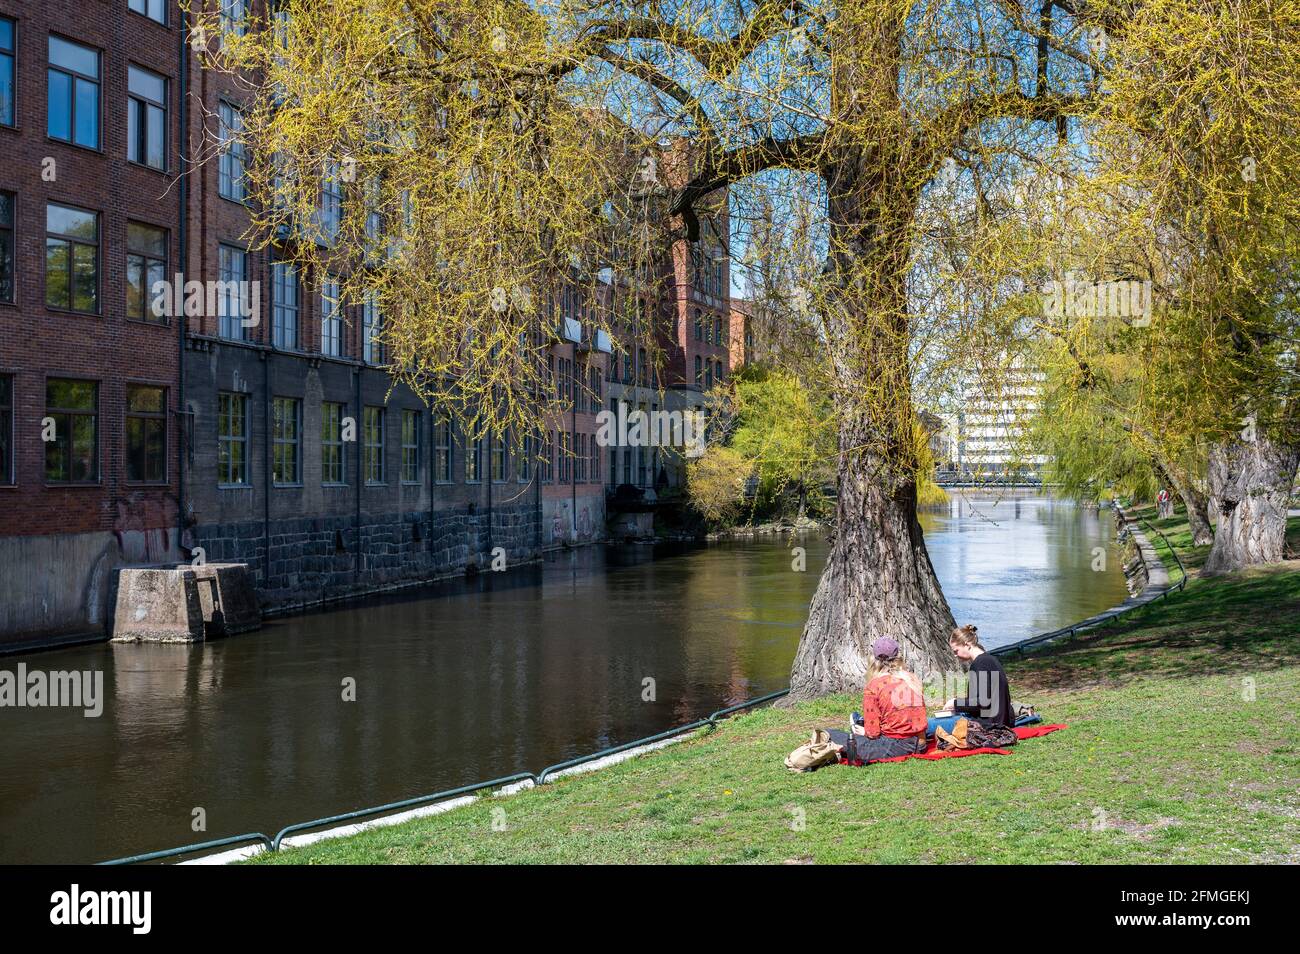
[1068,0,1300,572]
[194,0,1101,697]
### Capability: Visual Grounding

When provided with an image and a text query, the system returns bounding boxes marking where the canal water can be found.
[0,495,1127,863]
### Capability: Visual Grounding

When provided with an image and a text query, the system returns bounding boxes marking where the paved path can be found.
[993,509,1173,656]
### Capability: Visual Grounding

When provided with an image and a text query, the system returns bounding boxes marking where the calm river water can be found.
[0,494,1126,863]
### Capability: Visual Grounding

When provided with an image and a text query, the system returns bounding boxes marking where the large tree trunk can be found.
[788,419,955,700]
[785,116,956,699]
[1182,484,1215,547]
[1203,437,1299,574]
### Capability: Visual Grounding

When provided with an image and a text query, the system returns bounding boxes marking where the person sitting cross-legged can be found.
[835,637,928,762]
[928,623,1016,736]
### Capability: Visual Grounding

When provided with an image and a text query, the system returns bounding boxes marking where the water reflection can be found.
[0,496,1125,863]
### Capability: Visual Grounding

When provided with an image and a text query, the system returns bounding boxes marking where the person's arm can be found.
[861,681,883,738]
[951,657,986,715]
[957,656,1004,719]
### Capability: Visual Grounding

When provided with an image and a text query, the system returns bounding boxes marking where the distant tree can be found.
[687,445,752,525]
[727,366,835,520]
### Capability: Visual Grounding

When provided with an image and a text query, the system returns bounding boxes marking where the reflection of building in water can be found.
[953,365,1047,479]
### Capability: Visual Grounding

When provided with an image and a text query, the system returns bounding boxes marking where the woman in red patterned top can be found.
[848,637,928,761]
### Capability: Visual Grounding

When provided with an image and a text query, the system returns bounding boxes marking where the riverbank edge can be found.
[0,539,600,659]
[990,507,1172,657]
[178,505,1165,865]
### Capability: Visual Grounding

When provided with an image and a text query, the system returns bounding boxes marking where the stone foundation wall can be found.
[193,502,542,611]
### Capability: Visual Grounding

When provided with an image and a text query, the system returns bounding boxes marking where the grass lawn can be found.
[250,512,1300,865]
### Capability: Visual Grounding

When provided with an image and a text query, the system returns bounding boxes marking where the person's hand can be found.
[851,724,865,736]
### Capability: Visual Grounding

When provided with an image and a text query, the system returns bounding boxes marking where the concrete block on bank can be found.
[190,563,262,636]
[110,564,261,642]
[111,568,205,642]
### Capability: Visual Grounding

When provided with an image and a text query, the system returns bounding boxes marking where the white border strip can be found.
[180,733,699,864]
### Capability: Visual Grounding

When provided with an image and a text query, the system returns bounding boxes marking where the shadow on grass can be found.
[1009,559,1300,692]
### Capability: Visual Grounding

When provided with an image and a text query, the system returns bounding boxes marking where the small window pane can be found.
[128,222,167,257]
[47,71,72,140]
[47,204,96,239]
[50,37,98,77]
[128,65,165,103]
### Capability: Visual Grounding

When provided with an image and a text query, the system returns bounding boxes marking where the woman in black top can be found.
[943,624,1015,728]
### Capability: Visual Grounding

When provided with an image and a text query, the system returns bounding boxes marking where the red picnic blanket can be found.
[839,724,1068,766]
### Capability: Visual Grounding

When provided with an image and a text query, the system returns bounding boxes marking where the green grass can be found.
[250,512,1300,865]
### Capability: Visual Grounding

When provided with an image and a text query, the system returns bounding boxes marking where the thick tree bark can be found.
[1203,437,1299,574]
[785,105,956,699]
[788,423,956,700]
[1182,484,1215,547]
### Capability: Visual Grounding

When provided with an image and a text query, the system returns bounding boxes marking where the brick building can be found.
[0,0,730,650]
[0,0,186,649]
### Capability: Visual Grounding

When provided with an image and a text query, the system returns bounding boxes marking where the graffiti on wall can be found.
[113,498,180,564]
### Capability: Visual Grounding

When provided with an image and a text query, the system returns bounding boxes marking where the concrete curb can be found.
[181,731,704,865]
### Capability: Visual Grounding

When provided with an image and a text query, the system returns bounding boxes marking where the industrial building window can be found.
[272,397,301,485]
[558,430,570,484]
[0,191,13,303]
[362,292,383,364]
[517,433,531,482]
[694,355,702,386]
[575,432,587,483]
[465,430,482,483]
[48,36,100,149]
[400,409,420,483]
[317,161,343,245]
[0,19,14,128]
[127,64,167,170]
[541,430,553,484]
[714,317,723,346]
[491,432,506,482]
[128,0,167,25]
[217,101,246,201]
[45,379,99,483]
[126,221,167,323]
[45,203,99,314]
[694,309,702,341]
[321,401,345,484]
[434,415,452,483]
[217,392,248,485]
[0,374,12,484]
[590,432,601,484]
[363,406,385,484]
[320,278,342,356]
[125,384,166,483]
[272,260,299,349]
[217,244,248,339]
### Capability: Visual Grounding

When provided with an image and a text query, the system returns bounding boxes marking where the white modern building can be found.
[953,365,1048,479]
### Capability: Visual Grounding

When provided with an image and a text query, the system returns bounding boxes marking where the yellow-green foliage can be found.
[729,367,835,515]
[687,446,752,525]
